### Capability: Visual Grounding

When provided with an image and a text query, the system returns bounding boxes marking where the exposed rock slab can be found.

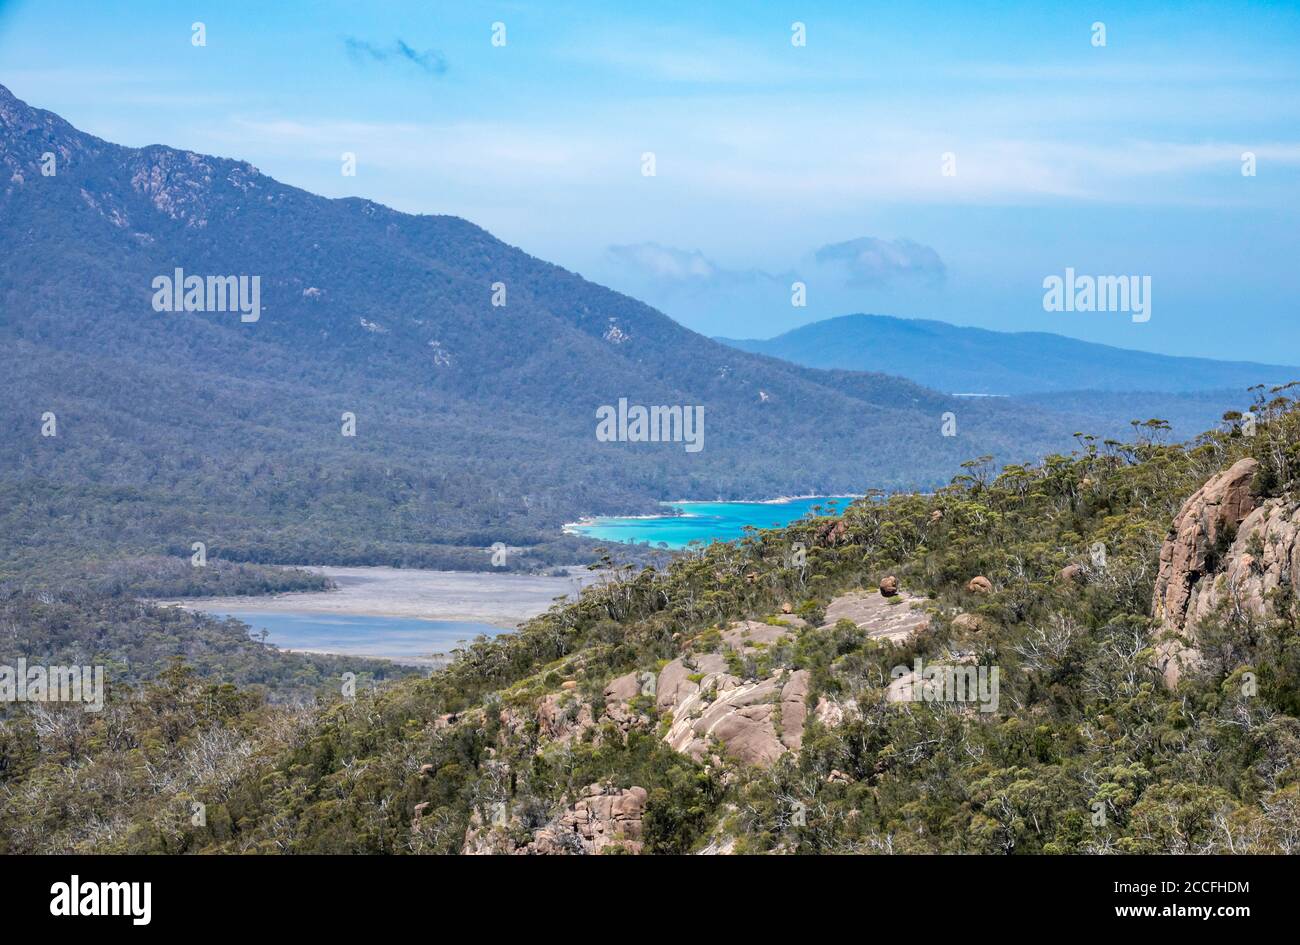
[665,665,806,769]
[718,619,795,652]
[820,590,931,642]
[656,653,730,713]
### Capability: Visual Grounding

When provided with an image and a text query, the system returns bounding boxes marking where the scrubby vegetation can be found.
[4,387,1298,854]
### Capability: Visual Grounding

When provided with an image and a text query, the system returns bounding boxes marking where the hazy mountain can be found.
[718,314,1299,396]
[0,84,1253,572]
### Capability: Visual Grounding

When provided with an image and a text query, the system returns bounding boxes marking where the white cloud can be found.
[813,237,946,286]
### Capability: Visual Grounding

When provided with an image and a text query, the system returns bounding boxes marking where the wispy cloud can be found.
[562,26,815,85]
[607,237,946,292]
[187,107,1300,219]
[606,242,788,289]
[343,37,447,77]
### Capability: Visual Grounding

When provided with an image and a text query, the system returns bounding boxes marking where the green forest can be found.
[3,387,1297,854]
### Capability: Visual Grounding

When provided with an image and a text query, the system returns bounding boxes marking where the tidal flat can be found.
[161,565,600,628]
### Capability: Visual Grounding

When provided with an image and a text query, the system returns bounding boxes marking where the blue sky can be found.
[2,0,1298,360]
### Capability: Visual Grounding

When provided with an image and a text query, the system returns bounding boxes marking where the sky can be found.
[1,0,1297,360]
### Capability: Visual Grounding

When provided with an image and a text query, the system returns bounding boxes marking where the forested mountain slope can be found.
[5,389,1297,854]
[0,83,1200,574]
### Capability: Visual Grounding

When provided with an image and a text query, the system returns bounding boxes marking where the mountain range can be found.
[0,83,1270,574]
[718,313,1298,396]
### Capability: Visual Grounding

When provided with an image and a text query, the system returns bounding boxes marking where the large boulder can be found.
[643,600,928,767]
[1151,458,1264,685]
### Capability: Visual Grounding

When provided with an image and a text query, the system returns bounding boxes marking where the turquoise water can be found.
[569,497,854,549]
[210,610,509,663]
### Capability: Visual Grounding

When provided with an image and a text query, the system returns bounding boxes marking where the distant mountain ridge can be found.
[718,314,1299,396]
[0,82,1151,571]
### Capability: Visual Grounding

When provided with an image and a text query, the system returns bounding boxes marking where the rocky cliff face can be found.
[1153,459,1260,630]
[1152,457,1300,684]
[454,584,935,853]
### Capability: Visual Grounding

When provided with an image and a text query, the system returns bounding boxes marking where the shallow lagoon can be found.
[211,610,508,665]
[568,496,855,549]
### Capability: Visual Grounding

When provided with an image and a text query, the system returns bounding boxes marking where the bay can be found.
[567,496,854,549]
